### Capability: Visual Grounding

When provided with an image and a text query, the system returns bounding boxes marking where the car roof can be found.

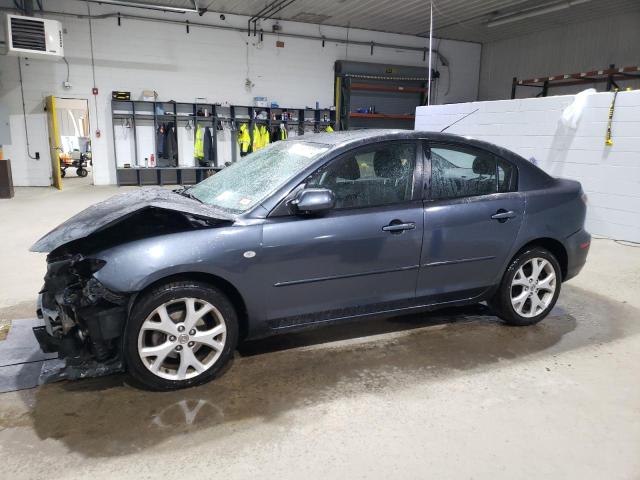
[289,129,427,147]
[291,129,509,157]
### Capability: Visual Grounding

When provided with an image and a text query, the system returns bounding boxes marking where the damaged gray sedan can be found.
[31,130,590,390]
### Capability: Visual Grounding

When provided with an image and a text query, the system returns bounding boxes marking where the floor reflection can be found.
[7,284,637,458]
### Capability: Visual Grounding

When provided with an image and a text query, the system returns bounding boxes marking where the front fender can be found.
[93,225,264,319]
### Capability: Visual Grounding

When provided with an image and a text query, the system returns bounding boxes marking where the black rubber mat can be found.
[0,318,58,393]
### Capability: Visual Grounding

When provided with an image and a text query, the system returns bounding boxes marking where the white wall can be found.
[479,11,640,101]
[0,0,481,186]
[415,90,640,243]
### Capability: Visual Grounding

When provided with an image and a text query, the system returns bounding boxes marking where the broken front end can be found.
[29,188,236,380]
[34,254,129,378]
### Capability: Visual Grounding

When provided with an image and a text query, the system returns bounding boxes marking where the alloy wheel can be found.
[137,297,227,381]
[510,257,557,318]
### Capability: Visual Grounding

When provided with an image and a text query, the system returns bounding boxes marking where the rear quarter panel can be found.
[511,177,586,263]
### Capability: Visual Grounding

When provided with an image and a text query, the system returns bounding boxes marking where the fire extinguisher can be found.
[149,154,156,168]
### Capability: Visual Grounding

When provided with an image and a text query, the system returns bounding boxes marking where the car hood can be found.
[30,187,235,253]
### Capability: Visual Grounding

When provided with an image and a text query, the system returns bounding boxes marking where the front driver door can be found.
[260,141,424,328]
[417,142,524,303]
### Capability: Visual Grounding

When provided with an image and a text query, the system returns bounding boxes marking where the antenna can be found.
[440,108,479,133]
[427,0,433,106]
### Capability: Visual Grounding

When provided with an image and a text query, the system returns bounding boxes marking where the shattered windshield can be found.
[188,141,330,213]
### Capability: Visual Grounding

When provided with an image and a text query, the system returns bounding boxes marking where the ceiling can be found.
[115,0,640,43]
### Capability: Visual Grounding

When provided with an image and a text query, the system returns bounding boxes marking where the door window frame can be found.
[423,141,518,202]
[269,140,424,216]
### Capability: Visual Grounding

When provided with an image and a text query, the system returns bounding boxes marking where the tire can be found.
[77,167,88,177]
[489,247,562,326]
[60,169,66,178]
[124,281,239,391]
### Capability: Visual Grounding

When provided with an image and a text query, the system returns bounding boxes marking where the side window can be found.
[429,144,497,200]
[306,142,417,209]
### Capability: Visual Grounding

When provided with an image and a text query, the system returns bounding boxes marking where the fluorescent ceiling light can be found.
[83,0,200,14]
[486,0,592,28]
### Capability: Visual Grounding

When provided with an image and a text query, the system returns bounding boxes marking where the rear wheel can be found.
[76,167,88,177]
[490,248,561,326]
[124,281,238,390]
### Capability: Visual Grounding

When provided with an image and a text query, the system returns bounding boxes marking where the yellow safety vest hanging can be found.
[237,123,251,153]
[194,126,204,158]
[280,124,288,140]
[260,125,270,148]
[252,124,261,151]
[325,125,334,132]
[252,124,270,151]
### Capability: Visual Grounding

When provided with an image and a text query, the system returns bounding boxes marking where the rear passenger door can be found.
[417,142,524,302]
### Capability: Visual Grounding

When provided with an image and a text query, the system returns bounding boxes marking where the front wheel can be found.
[490,248,562,326]
[124,281,238,390]
[76,167,88,177]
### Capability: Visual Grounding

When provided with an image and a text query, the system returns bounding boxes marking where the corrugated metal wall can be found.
[479,11,640,100]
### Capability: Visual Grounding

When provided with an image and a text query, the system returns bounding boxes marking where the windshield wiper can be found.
[173,187,203,203]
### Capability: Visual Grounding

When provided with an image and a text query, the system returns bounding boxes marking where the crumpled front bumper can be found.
[34,293,83,356]
[32,255,129,363]
[33,325,63,354]
[33,286,128,381]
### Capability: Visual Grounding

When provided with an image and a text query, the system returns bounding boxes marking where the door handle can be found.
[382,221,416,233]
[491,209,516,222]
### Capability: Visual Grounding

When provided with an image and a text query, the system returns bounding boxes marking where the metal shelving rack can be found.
[335,60,433,131]
[112,100,216,187]
[337,75,427,130]
[111,100,336,186]
[511,64,640,99]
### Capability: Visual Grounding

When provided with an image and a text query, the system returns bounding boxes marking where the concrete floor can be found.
[0,184,639,479]
[0,175,122,315]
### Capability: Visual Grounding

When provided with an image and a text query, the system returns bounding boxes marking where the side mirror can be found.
[290,188,335,214]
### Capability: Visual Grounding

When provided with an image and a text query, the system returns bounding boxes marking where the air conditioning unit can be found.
[4,14,64,59]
